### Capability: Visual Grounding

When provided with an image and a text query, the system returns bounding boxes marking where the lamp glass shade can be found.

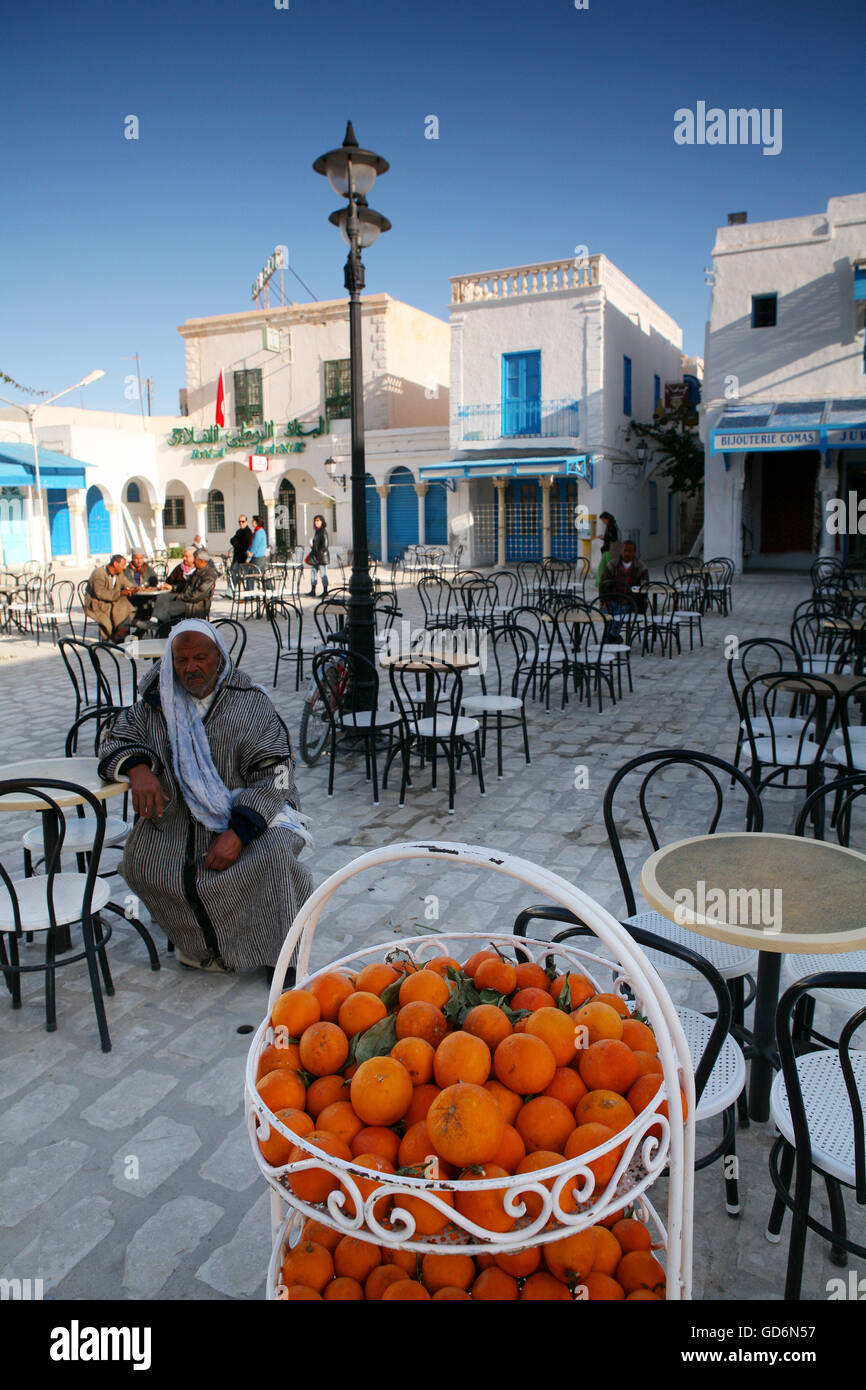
[323,151,379,198]
[324,457,337,478]
[329,206,389,248]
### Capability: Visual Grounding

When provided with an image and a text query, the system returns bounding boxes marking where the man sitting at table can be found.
[125,551,158,590]
[85,554,139,643]
[152,548,218,635]
[97,619,313,975]
[600,540,649,610]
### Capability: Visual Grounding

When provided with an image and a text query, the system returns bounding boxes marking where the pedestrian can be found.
[596,511,621,590]
[307,513,329,596]
[246,515,268,576]
[229,514,253,585]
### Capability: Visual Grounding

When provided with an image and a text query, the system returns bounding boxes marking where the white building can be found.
[0,293,451,568]
[701,193,866,571]
[420,254,687,567]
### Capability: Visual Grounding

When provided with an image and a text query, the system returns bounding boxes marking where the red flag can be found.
[215,370,225,427]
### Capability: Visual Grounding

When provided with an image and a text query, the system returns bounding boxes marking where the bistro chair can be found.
[506,603,563,710]
[417,576,454,632]
[90,641,139,710]
[311,647,402,805]
[59,637,101,723]
[487,569,520,627]
[32,579,76,646]
[211,617,247,667]
[0,778,115,1051]
[790,600,854,674]
[555,600,619,713]
[460,621,537,777]
[267,598,311,690]
[739,672,841,826]
[386,658,485,814]
[765,973,866,1300]
[74,579,93,640]
[702,557,735,616]
[513,907,747,1217]
[726,638,807,778]
[313,596,349,644]
[230,563,268,621]
[639,581,682,659]
[457,578,497,635]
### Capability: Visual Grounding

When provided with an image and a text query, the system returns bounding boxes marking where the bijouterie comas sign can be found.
[711,429,820,452]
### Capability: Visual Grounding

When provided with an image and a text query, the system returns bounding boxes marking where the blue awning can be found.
[0,442,92,491]
[854,265,866,301]
[420,454,594,486]
[710,399,866,456]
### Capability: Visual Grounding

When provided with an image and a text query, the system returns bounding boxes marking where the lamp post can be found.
[314,123,390,706]
[324,456,347,493]
[636,440,649,469]
[0,369,105,564]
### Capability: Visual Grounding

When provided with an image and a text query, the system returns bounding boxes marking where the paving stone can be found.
[6,1196,115,1292]
[0,1139,91,1227]
[198,1121,260,1193]
[123,1196,224,1298]
[0,1035,76,1101]
[110,1115,202,1197]
[184,1057,247,1116]
[194,1189,271,1298]
[81,1069,178,1130]
[0,1080,79,1145]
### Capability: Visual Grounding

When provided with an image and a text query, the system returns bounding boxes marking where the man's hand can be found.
[204,829,243,872]
[128,765,168,820]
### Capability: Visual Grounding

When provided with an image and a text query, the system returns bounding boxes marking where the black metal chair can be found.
[460,622,537,777]
[59,637,101,723]
[512,908,746,1216]
[418,576,455,632]
[739,672,840,825]
[311,647,402,805]
[726,638,807,777]
[211,617,247,667]
[766,973,866,1299]
[89,641,138,710]
[702,556,735,616]
[267,598,309,690]
[386,658,485,814]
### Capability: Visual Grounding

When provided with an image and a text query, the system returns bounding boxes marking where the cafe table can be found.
[640,831,866,1122]
[0,756,130,952]
[379,644,481,756]
[124,637,166,662]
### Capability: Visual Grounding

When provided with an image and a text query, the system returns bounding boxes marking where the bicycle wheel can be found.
[299,689,331,765]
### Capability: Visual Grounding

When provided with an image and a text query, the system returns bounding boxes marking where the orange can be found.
[551,972,595,1008]
[298,1021,349,1077]
[432,1286,472,1300]
[355,961,400,996]
[426,1082,505,1167]
[308,971,355,1022]
[611,1218,653,1254]
[576,1089,636,1135]
[323,1276,364,1300]
[286,1131,352,1204]
[510,987,555,1013]
[337,990,387,1039]
[542,1066,587,1110]
[271,988,321,1036]
[578,1038,640,1096]
[515,1095,575,1154]
[631,1049,663,1079]
[627,1289,662,1300]
[333,1235,381,1284]
[483,1078,523,1125]
[404,1083,441,1126]
[350,1126,400,1165]
[494,1245,541,1279]
[421,1251,475,1294]
[391,1159,455,1235]
[471,1267,519,1300]
[463,948,498,978]
[525,1007,578,1066]
[493,1033,557,1096]
[281,1284,322,1300]
[256,1067,306,1114]
[257,1039,302,1080]
[300,1217,342,1253]
[350,1056,413,1126]
[280,1239,334,1293]
[621,1017,658,1053]
[365,1264,408,1300]
[340,1152,395,1222]
[381,1280,431,1300]
[616,1250,666,1297]
[627,1074,688,1141]
[491,1123,526,1173]
[433,1032,491,1088]
[398,1120,440,1170]
[389,1036,435,1086]
[455,1164,515,1233]
[591,1225,623,1277]
[513,1150,565,1219]
[381,1247,421,1275]
[463,1004,512,1051]
[474,956,518,996]
[591,991,631,1018]
[544,1229,597,1286]
[316,1100,365,1148]
[258,1107,315,1167]
[520,1271,573,1301]
[398,970,451,1009]
[571,1001,623,1045]
[515,961,553,992]
[562,1123,624,1203]
[305,1073,350,1119]
[423,955,462,978]
[395,1000,448,1047]
[583,1271,625,1300]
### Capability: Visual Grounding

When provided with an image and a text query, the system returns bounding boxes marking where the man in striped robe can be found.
[97,620,313,974]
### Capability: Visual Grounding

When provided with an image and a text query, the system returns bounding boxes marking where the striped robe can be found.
[97,664,313,972]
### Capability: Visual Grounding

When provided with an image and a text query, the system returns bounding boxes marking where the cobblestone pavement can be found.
[0,565,863,1302]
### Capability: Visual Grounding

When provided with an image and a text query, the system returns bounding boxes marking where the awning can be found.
[419,454,594,487]
[854,264,866,301]
[0,442,91,490]
[710,399,866,457]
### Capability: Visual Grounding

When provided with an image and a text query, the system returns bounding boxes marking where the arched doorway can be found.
[47,489,72,556]
[87,485,112,554]
[365,475,381,560]
[424,482,448,546]
[275,478,297,551]
[386,466,418,561]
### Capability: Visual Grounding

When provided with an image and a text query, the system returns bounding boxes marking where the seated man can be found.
[152,548,218,634]
[125,551,160,633]
[599,539,649,636]
[85,554,138,642]
[97,619,313,974]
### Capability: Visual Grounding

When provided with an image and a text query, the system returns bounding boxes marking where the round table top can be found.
[0,757,128,811]
[124,638,166,660]
[823,616,865,632]
[379,649,481,672]
[640,832,866,954]
[761,671,862,698]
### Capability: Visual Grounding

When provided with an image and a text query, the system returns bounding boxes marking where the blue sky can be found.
[1,0,862,416]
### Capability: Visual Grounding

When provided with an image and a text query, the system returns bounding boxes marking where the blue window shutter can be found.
[501,351,541,435]
[623,356,632,416]
[654,374,661,407]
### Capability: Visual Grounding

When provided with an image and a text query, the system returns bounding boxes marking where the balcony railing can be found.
[451,256,599,304]
[457,398,580,442]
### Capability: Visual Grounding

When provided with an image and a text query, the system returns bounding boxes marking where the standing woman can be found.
[307,513,329,596]
[596,511,621,590]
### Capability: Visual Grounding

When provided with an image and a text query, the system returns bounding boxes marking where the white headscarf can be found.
[159,620,237,832]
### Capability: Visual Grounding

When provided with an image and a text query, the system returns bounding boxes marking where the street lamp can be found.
[0,369,105,564]
[314,122,390,706]
[635,440,649,467]
[324,457,347,492]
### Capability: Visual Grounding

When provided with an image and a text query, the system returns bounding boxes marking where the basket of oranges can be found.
[245,841,695,1300]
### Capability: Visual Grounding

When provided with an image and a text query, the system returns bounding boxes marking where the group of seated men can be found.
[85,548,218,643]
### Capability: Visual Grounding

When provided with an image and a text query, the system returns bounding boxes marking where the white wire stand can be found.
[244,841,695,1299]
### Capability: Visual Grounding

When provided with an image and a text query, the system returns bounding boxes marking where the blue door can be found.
[386,467,418,561]
[0,488,30,564]
[47,489,72,556]
[87,485,112,554]
[504,480,541,560]
[551,479,579,559]
[424,482,447,546]
[365,474,381,560]
[502,351,541,437]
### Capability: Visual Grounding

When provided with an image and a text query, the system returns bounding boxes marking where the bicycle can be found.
[298,640,349,766]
